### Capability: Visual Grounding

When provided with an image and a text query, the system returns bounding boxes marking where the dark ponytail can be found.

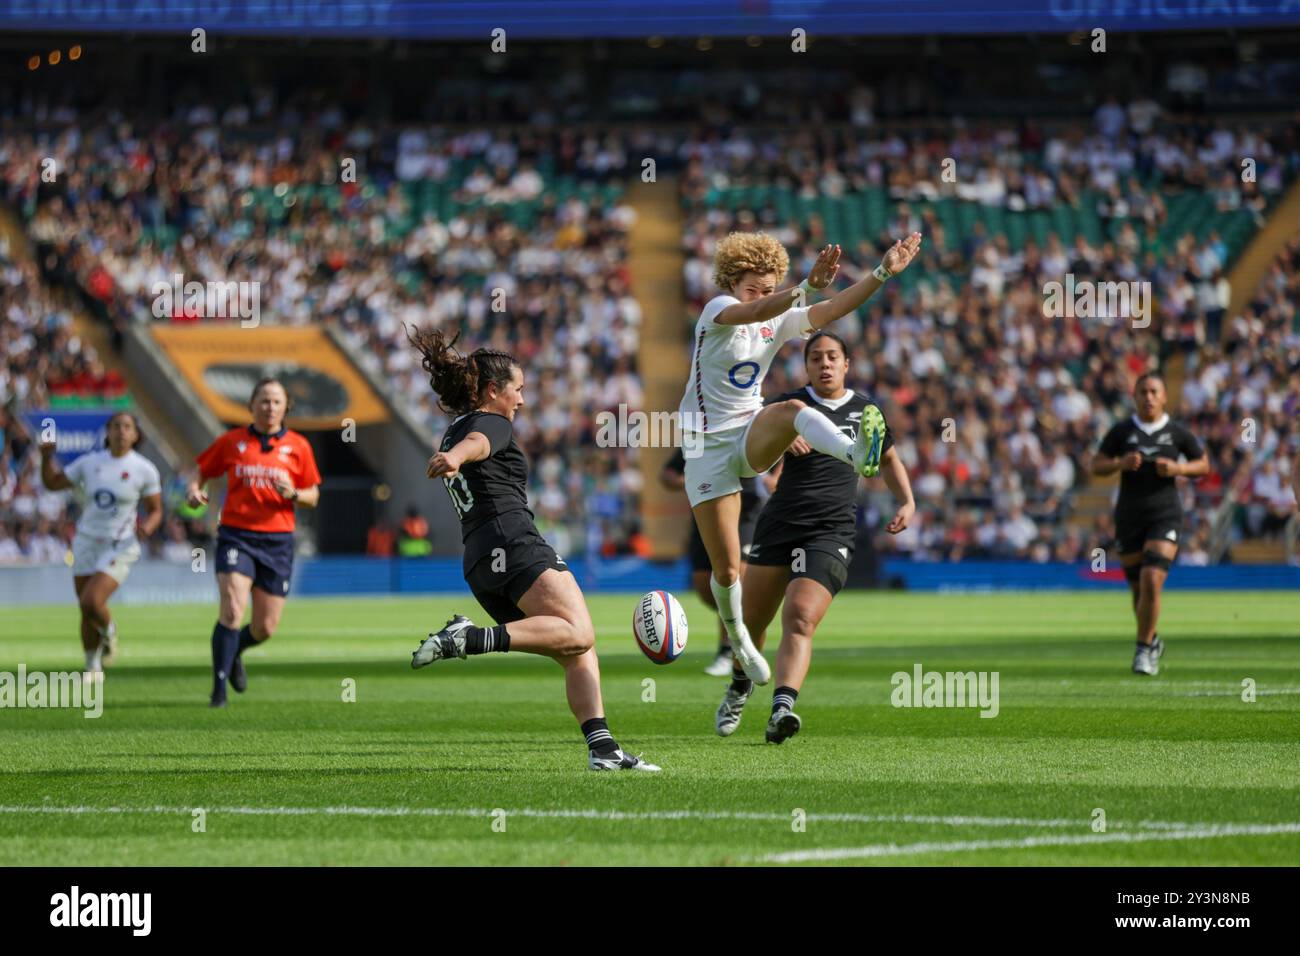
[406,325,518,416]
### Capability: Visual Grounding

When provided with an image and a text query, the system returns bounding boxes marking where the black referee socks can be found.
[210,622,240,700]
[465,623,511,655]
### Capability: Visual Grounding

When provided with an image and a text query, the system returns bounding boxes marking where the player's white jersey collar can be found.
[1131,413,1169,435]
[804,385,854,410]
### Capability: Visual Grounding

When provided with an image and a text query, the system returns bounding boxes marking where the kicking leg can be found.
[746,399,885,477]
[413,567,595,665]
[511,568,596,658]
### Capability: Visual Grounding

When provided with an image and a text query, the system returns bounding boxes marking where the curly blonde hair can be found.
[711,232,790,292]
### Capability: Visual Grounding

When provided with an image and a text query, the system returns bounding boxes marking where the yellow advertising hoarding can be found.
[151,325,389,430]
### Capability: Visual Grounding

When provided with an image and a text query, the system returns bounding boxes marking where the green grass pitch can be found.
[1,590,1297,866]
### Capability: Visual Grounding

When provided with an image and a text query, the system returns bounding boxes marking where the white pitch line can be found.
[1169,689,1300,698]
[762,822,1300,863]
[0,804,1217,831]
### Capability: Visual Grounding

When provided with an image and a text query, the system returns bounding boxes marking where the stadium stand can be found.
[678,112,1299,564]
[2,78,1297,567]
[0,225,128,565]
[1,107,647,561]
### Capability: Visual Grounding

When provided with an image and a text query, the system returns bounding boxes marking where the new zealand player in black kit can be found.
[405,327,658,771]
[1092,373,1209,676]
[659,450,767,676]
[716,331,916,742]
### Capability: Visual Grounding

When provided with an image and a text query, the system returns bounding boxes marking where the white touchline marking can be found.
[1169,689,1300,698]
[761,822,1300,863]
[0,805,1252,832]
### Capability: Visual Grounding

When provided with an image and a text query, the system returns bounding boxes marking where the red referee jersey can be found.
[196,426,322,533]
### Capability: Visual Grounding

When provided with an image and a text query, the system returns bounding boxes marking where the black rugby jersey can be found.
[1098,415,1204,516]
[439,411,533,539]
[761,387,894,533]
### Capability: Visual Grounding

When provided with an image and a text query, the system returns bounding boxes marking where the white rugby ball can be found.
[633,590,689,664]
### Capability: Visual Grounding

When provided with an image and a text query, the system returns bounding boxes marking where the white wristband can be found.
[799,278,816,297]
[873,263,894,282]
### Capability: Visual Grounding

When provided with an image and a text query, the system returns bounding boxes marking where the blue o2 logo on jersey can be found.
[728,361,761,389]
[93,489,118,510]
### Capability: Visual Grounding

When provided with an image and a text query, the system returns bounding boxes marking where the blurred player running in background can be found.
[39,411,162,674]
[1092,373,1209,676]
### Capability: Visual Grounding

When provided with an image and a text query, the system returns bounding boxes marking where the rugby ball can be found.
[633,590,689,664]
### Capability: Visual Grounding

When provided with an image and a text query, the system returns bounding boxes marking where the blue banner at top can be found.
[2,0,1299,39]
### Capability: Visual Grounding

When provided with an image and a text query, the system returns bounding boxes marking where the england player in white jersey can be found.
[677,231,921,685]
[39,412,163,673]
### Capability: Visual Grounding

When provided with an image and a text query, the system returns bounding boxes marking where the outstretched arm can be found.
[808,233,922,332]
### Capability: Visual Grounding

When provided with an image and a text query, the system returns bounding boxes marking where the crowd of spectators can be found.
[0,235,133,565]
[679,106,1298,563]
[2,89,1296,565]
[0,100,649,559]
[1180,237,1300,551]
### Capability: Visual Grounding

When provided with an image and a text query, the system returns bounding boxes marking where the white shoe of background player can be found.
[704,646,734,676]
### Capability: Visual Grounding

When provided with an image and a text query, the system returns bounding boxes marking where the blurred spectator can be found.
[398,507,433,557]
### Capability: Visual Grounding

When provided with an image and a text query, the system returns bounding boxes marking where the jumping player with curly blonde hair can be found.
[677,230,922,688]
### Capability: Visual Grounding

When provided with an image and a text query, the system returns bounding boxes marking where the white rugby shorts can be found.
[682,415,782,508]
[71,532,141,584]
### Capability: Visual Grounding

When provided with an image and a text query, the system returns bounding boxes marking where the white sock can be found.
[709,576,750,646]
[85,647,102,671]
[795,406,854,464]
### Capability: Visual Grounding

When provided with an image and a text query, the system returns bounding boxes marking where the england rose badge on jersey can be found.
[760,325,774,341]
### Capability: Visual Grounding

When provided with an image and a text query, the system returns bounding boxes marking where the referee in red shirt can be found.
[187,378,322,707]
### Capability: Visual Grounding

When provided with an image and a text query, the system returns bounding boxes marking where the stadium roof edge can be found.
[3,0,1300,40]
